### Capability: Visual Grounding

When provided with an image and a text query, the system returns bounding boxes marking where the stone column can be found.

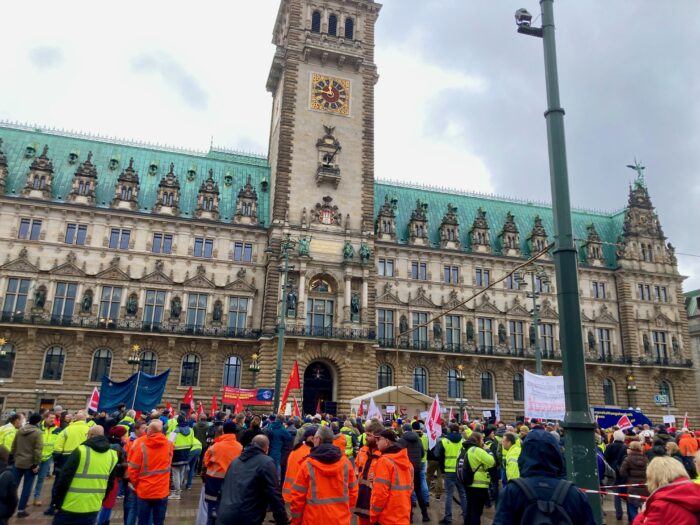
[344,275,352,323]
[297,264,307,319]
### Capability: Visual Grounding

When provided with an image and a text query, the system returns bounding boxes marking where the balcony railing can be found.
[0,311,261,339]
[284,324,376,341]
[638,356,693,368]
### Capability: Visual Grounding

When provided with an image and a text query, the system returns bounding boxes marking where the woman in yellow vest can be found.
[462,431,496,525]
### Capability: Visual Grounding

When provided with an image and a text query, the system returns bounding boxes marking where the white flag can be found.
[87,387,100,413]
[367,397,383,421]
[426,394,443,450]
[495,392,501,422]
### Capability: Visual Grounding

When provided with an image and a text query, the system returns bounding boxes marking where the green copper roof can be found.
[0,122,270,225]
[374,180,624,268]
[684,289,700,317]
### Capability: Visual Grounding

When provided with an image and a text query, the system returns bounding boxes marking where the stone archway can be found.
[303,361,336,415]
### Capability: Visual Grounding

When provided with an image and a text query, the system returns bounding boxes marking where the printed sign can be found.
[524,370,565,421]
[385,405,396,414]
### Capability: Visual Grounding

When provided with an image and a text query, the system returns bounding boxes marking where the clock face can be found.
[310,73,350,115]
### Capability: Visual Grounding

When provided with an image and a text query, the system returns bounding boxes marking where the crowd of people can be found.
[0,404,698,525]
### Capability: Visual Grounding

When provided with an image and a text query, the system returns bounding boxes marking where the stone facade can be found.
[0,0,696,423]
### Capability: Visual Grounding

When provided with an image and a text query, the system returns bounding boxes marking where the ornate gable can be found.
[580,309,593,323]
[538,298,559,320]
[499,211,520,256]
[527,215,549,254]
[233,175,258,225]
[652,307,675,328]
[376,282,404,306]
[475,293,502,314]
[68,151,98,204]
[583,223,604,265]
[441,289,469,312]
[469,207,491,253]
[439,204,460,249]
[183,265,216,289]
[376,194,397,241]
[112,158,140,210]
[506,296,530,317]
[95,266,131,281]
[408,200,429,246]
[50,260,86,278]
[153,163,180,215]
[594,304,617,324]
[2,248,38,273]
[22,144,53,198]
[141,267,173,285]
[195,169,220,220]
[224,278,256,294]
[409,286,436,308]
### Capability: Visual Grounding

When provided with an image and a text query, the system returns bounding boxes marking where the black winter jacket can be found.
[217,443,288,525]
[604,441,627,474]
[493,431,596,525]
[0,462,18,524]
[399,431,424,469]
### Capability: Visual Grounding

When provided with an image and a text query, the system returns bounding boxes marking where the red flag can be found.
[182,387,194,416]
[357,400,364,418]
[292,397,301,418]
[197,401,204,418]
[426,394,442,450]
[279,361,301,413]
[166,402,173,418]
[617,414,633,431]
[682,413,689,430]
[448,406,454,422]
[210,395,218,417]
[234,399,244,414]
[463,408,469,422]
[86,387,100,413]
[316,398,322,415]
[135,411,142,420]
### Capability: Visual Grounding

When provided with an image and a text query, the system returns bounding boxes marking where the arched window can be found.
[90,348,112,382]
[139,351,157,375]
[223,356,242,388]
[0,343,16,379]
[413,367,428,394]
[377,364,393,389]
[658,381,673,405]
[603,378,616,405]
[345,17,354,39]
[180,354,200,386]
[328,14,338,36]
[42,345,65,381]
[447,369,460,399]
[480,371,494,400]
[513,372,524,402]
[311,10,321,32]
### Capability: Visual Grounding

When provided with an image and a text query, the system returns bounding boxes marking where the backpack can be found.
[511,478,574,525]
[457,447,475,486]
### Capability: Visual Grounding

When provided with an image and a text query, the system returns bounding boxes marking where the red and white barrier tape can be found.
[579,488,647,500]
[599,483,647,489]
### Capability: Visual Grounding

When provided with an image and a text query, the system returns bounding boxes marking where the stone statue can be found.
[213,301,223,322]
[287,289,298,314]
[34,286,46,309]
[433,319,442,341]
[170,296,182,319]
[351,294,360,321]
[466,321,474,342]
[81,291,93,313]
[399,315,409,335]
[126,295,138,316]
[672,336,680,356]
[643,333,650,354]
[587,331,596,351]
[298,237,311,257]
[498,323,507,345]
[529,325,537,347]
[359,243,371,263]
[342,241,354,261]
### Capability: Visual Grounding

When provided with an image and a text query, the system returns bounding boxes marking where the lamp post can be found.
[0,338,6,357]
[127,344,141,375]
[455,364,466,422]
[515,265,550,374]
[515,2,601,521]
[266,233,297,414]
[249,353,261,389]
[626,373,637,407]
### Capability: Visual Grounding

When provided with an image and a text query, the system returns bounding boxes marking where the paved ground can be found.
[9,476,620,524]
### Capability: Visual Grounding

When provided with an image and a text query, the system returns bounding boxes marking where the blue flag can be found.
[98,370,170,413]
[256,389,274,403]
[592,407,653,429]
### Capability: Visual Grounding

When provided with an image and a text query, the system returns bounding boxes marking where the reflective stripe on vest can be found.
[139,442,171,477]
[373,457,413,492]
[443,439,462,473]
[306,460,350,505]
[61,445,117,513]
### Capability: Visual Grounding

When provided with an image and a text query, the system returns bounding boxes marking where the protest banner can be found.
[222,386,274,406]
[592,407,653,428]
[524,370,565,421]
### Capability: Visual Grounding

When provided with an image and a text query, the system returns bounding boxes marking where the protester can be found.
[619,440,649,524]
[33,411,59,507]
[264,414,292,476]
[116,410,136,434]
[123,420,147,525]
[398,423,429,522]
[340,420,359,464]
[170,415,195,500]
[193,414,210,473]
[0,414,22,454]
[371,429,418,524]
[127,420,174,525]
[437,423,467,524]
[0,446,18,525]
[11,412,43,518]
[283,425,317,503]
[502,432,521,482]
[289,425,357,525]
[52,425,118,525]
[186,436,202,490]
[426,426,443,502]
[217,434,288,525]
[604,429,628,522]
[633,456,700,524]
[677,428,699,479]
[279,419,298,484]
[240,416,263,447]
[96,426,128,525]
[462,431,496,525]
[203,421,242,523]
[353,420,383,525]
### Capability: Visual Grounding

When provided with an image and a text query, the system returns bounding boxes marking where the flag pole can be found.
[131,370,141,410]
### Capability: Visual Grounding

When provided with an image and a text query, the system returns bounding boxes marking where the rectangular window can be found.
[654,286,668,303]
[411,262,427,280]
[598,328,611,359]
[143,290,166,330]
[99,286,123,320]
[187,293,208,329]
[412,312,428,348]
[652,331,668,362]
[194,237,214,258]
[509,320,524,352]
[445,315,461,348]
[475,268,490,287]
[3,278,31,315]
[378,309,395,345]
[505,274,516,290]
[535,276,550,294]
[444,266,459,284]
[227,296,249,333]
[478,318,493,351]
[51,282,77,322]
[64,223,88,246]
[18,218,42,240]
[638,283,651,301]
[592,281,607,299]
[152,233,173,254]
[378,258,394,277]
[540,323,555,354]
[109,228,131,250]
[233,241,253,262]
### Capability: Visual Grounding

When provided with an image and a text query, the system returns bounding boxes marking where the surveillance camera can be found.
[515,8,533,27]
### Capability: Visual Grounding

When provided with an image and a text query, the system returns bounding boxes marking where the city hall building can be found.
[0,0,695,421]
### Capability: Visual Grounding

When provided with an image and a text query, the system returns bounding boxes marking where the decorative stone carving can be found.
[314,196,341,225]
[342,241,354,261]
[0,139,8,193]
[34,285,47,309]
[439,204,460,249]
[376,194,397,241]
[584,223,604,264]
[126,294,138,316]
[68,151,98,205]
[316,125,342,187]
[153,163,180,215]
[195,169,220,220]
[499,211,520,256]
[298,237,311,257]
[527,215,548,254]
[234,175,258,225]
[213,300,223,322]
[22,144,53,199]
[112,158,140,210]
[469,207,491,253]
[408,200,429,245]
[359,243,371,263]
[81,290,93,313]
[170,296,182,319]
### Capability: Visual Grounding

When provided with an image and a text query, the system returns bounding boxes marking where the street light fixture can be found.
[0,338,6,357]
[127,344,141,374]
[249,353,261,389]
[515,1,601,520]
[515,265,551,374]
[455,364,466,422]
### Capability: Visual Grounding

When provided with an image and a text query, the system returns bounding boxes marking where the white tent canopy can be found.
[350,385,434,417]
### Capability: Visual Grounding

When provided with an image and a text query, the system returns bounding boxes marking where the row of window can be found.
[638,283,669,303]
[310,10,354,39]
[18,219,254,261]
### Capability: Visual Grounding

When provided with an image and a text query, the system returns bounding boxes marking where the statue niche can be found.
[316,125,341,187]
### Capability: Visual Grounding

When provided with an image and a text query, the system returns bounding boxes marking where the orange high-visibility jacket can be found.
[283,442,311,503]
[369,447,414,525]
[127,433,173,499]
[678,433,699,456]
[203,433,242,479]
[333,433,347,453]
[353,445,382,520]
[290,452,358,525]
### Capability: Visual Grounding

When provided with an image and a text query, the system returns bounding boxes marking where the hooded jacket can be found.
[127,432,174,499]
[619,449,649,500]
[369,445,413,525]
[398,430,424,469]
[217,442,288,525]
[633,477,700,525]
[678,433,699,456]
[0,461,18,522]
[171,423,194,465]
[193,419,210,446]
[283,442,312,503]
[493,431,596,525]
[289,443,358,525]
[265,420,292,464]
[438,431,463,472]
[11,423,42,469]
[604,439,627,475]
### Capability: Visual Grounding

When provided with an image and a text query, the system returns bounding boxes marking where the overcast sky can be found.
[1,1,699,289]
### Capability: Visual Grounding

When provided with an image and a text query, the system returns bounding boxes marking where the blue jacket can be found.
[493,430,596,525]
[264,420,291,464]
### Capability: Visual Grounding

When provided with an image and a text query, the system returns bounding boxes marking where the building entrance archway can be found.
[303,361,335,415]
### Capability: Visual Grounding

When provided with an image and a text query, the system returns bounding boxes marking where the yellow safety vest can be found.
[340,428,354,458]
[420,434,428,464]
[40,423,60,461]
[54,421,90,455]
[0,423,17,450]
[465,446,495,489]
[61,445,117,513]
[442,439,463,473]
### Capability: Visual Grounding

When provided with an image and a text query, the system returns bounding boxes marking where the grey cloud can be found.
[131,53,209,111]
[28,46,64,69]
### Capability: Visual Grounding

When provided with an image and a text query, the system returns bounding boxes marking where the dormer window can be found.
[187,168,196,181]
[345,17,354,39]
[202,197,214,211]
[68,152,79,164]
[120,186,132,201]
[242,202,252,216]
[311,10,321,33]
[149,163,158,176]
[78,181,89,196]
[25,145,36,158]
[224,174,233,186]
[109,158,119,171]
[33,176,46,189]
[328,14,338,36]
[162,192,175,206]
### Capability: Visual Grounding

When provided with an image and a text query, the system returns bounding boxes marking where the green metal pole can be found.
[538,0,602,521]
[531,272,542,374]
[273,240,290,414]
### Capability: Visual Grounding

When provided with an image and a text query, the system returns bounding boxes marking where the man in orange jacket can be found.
[370,429,416,525]
[353,420,384,525]
[290,426,358,525]
[127,420,173,525]
[203,421,242,523]
[282,426,317,503]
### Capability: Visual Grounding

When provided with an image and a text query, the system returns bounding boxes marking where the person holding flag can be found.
[278,361,301,414]
[210,395,218,418]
